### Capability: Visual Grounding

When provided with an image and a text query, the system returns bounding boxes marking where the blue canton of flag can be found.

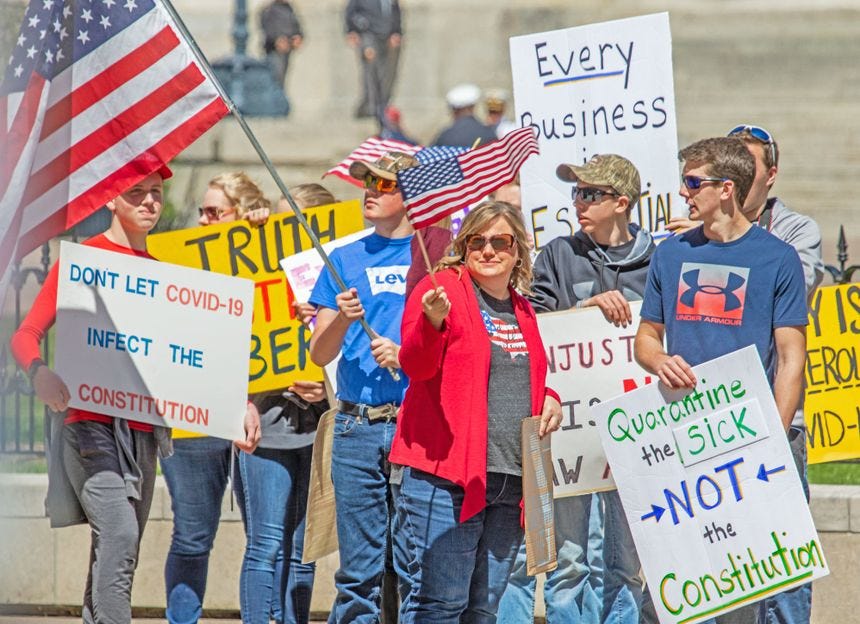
[2,0,155,93]
[480,309,497,335]
[398,157,463,201]
[414,145,468,165]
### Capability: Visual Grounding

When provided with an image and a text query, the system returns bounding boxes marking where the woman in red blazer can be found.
[389,200,562,622]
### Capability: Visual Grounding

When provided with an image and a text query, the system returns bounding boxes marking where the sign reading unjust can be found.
[593,346,828,624]
[147,200,364,393]
[55,242,254,440]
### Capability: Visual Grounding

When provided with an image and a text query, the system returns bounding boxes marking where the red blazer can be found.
[389,267,559,522]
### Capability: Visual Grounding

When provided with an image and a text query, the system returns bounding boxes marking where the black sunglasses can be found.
[572,186,618,203]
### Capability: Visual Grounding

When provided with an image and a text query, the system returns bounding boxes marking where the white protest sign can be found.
[55,241,254,440]
[593,346,828,624]
[510,13,680,250]
[538,303,653,497]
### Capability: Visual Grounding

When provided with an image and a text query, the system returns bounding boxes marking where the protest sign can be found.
[804,283,860,463]
[538,303,653,497]
[147,200,364,393]
[55,242,254,440]
[594,346,827,624]
[510,13,680,249]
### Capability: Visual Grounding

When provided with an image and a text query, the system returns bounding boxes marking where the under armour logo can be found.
[679,269,746,311]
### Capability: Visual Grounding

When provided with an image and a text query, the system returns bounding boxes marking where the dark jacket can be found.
[432,115,498,148]
[529,223,655,313]
[345,0,402,37]
[260,1,303,54]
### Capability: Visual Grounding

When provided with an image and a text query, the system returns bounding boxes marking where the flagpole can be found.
[413,229,439,289]
[157,0,400,381]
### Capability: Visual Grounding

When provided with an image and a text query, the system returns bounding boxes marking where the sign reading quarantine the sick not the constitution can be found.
[55,242,254,440]
[804,283,860,463]
[593,346,827,624]
[510,13,680,249]
[538,303,653,497]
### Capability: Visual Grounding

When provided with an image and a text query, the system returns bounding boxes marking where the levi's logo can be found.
[365,265,410,296]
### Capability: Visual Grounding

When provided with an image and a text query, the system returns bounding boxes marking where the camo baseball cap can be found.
[556,154,641,206]
[349,151,420,182]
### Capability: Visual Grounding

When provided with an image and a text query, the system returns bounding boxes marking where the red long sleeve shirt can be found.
[11,234,154,431]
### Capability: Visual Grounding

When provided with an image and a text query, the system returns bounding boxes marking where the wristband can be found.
[27,358,46,382]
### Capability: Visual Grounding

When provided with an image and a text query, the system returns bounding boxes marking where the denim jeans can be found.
[160,436,233,624]
[601,490,642,624]
[395,467,523,624]
[329,412,397,623]
[498,494,601,624]
[234,445,315,624]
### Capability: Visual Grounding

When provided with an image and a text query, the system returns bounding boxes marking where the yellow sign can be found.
[148,200,364,393]
[804,283,860,463]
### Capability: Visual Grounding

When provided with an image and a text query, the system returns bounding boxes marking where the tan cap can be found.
[556,154,640,206]
[349,151,420,182]
[485,88,509,114]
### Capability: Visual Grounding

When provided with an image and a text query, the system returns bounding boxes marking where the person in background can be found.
[390,200,563,622]
[379,105,419,145]
[485,88,517,138]
[260,0,303,104]
[432,83,498,148]
[346,0,402,119]
[161,172,269,624]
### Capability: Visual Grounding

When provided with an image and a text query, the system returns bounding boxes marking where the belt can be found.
[338,400,399,423]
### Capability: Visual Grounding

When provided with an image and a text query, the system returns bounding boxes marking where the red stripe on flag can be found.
[0,75,46,194]
[41,26,181,141]
[21,63,206,208]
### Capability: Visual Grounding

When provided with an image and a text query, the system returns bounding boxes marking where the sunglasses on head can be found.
[197,205,234,220]
[466,233,516,252]
[681,175,728,190]
[572,186,619,203]
[364,173,398,194]
[728,124,777,164]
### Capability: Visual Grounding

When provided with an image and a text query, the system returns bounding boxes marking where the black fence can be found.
[0,223,857,456]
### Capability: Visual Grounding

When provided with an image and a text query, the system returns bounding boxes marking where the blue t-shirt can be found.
[640,225,807,382]
[309,232,412,405]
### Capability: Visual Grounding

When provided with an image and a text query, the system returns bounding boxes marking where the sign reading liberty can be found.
[676,263,750,325]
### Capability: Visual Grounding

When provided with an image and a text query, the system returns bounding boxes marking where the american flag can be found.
[323,137,467,187]
[397,126,539,229]
[0,0,228,300]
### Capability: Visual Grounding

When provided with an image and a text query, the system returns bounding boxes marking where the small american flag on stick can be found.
[397,126,539,230]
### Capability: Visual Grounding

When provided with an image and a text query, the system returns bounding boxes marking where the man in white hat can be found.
[432,83,498,147]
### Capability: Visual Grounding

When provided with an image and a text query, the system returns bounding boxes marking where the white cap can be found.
[446,83,481,109]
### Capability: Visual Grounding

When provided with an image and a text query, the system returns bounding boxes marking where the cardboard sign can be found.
[804,283,860,463]
[510,13,680,249]
[55,242,254,440]
[594,346,828,624]
[521,417,557,576]
[538,303,653,497]
[147,200,364,393]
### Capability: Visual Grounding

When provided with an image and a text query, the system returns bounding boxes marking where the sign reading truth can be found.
[593,346,828,624]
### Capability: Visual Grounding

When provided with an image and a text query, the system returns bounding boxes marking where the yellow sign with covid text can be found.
[804,283,860,463]
[148,200,364,393]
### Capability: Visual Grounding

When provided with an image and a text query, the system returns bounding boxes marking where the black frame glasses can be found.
[466,234,516,252]
[681,175,728,190]
[572,186,619,203]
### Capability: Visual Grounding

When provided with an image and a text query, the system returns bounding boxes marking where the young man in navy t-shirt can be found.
[309,150,417,623]
[634,137,808,623]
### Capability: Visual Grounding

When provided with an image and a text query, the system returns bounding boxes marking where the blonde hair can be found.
[287,183,337,211]
[208,172,270,218]
[437,200,533,294]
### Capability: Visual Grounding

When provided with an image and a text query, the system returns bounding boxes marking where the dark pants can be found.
[355,33,400,118]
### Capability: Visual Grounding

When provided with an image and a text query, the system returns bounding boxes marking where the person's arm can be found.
[538,391,562,438]
[527,245,562,313]
[234,401,261,453]
[782,215,824,302]
[772,326,807,432]
[309,288,364,366]
[399,278,450,381]
[581,290,633,327]
[634,320,696,389]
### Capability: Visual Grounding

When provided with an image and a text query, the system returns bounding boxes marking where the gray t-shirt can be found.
[475,285,531,476]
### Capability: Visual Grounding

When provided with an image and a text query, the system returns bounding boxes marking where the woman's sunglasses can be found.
[466,234,516,252]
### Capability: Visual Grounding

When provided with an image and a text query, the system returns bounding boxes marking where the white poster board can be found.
[510,13,680,250]
[593,346,828,623]
[55,241,254,440]
[538,303,653,497]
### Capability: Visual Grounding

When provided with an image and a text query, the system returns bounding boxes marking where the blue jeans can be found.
[601,490,642,624]
[395,468,523,624]
[160,436,232,624]
[329,412,397,623]
[234,445,315,624]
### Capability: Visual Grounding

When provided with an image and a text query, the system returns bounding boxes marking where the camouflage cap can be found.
[556,154,641,206]
[349,151,420,182]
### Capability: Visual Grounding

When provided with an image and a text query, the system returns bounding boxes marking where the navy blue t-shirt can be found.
[309,232,412,405]
[640,225,807,382]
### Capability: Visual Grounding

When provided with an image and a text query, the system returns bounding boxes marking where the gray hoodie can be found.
[529,224,656,313]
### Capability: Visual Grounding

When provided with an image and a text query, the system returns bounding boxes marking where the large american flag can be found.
[324,136,467,188]
[397,127,539,229]
[0,0,228,300]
